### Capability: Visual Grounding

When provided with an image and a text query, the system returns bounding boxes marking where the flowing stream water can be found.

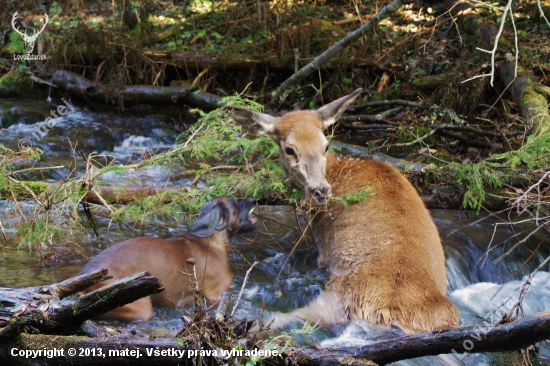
[1,98,549,365]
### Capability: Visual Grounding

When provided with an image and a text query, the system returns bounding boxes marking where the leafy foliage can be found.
[330,187,372,209]
[442,134,550,211]
[110,95,303,224]
[0,145,87,253]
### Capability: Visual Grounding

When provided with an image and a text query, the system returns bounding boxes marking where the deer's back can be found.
[81,237,232,307]
[315,154,447,295]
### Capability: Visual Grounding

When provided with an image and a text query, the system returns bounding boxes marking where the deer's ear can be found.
[317,88,362,129]
[188,200,225,237]
[225,106,277,137]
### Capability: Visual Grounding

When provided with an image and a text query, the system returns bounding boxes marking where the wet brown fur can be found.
[311,154,458,331]
[80,198,251,322]
[227,92,459,332]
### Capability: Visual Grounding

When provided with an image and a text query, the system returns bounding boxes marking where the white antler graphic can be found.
[11,11,49,54]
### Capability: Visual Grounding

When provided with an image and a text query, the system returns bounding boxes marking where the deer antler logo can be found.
[11,11,49,55]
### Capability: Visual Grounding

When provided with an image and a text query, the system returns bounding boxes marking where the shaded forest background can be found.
[0,0,549,251]
[0,2,550,365]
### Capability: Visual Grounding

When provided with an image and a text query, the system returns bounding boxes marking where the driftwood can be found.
[278,311,550,365]
[0,269,163,337]
[1,273,549,365]
[1,308,550,365]
[50,70,222,111]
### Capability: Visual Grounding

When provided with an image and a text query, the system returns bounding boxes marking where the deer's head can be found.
[226,88,362,204]
[11,11,49,54]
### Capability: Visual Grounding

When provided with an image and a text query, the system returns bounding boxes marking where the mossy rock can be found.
[0,70,32,98]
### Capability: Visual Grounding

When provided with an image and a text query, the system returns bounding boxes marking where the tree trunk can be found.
[50,71,222,111]
[278,311,550,365]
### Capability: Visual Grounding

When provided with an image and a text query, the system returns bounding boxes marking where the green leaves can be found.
[330,187,372,209]
[443,134,550,212]
[112,95,304,224]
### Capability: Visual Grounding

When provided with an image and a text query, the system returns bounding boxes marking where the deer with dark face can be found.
[79,197,257,322]
[226,90,458,332]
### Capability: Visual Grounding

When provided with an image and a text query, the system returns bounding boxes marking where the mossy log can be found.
[91,186,184,205]
[0,158,513,210]
[499,62,550,136]
[0,269,163,337]
[50,70,221,111]
[94,183,510,210]
[0,70,46,98]
[0,181,187,205]
[144,51,378,72]
[445,0,550,136]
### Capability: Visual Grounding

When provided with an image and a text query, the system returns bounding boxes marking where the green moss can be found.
[411,75,445,91]
[432,149,458,164]
[371,89,402,102]
[0,71,32,98]
[521,88,547,105]
[488,350,541,366]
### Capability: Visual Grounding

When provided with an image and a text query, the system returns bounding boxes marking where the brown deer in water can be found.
[79,197,257,322]
[226,90,458,332]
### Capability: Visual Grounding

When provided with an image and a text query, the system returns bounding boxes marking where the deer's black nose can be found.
[314,188,326,202]
[309,186,331,204]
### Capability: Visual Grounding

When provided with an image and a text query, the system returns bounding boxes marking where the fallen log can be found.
[329,141,427,171]
[1,167,514,210]
[144,50,378,72]
[1,311,550,365]
[0,179,187,205]
[279,311,550,365]
[0,269,163,337]
[50,70,222,111]
[90,185,184,205]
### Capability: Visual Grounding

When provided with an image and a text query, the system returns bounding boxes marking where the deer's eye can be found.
[285,147,295,155]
